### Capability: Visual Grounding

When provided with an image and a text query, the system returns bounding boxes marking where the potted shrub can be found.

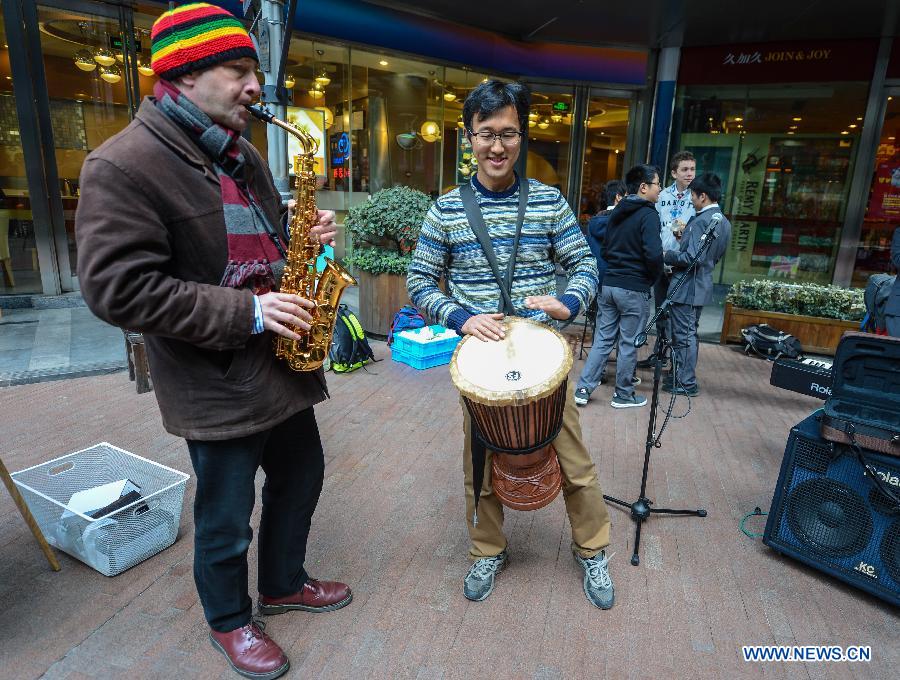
[720,279,865,355]
[344,186,432,336]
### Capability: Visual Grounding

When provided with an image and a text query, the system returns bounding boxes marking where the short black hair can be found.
[463,80,531,133]
[624,164,660,194]
[669,150,695,173]
[602,179,627,207]
[689,173,722,203]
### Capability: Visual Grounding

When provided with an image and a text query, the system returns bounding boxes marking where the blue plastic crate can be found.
[391,346,456,370]
[391,325,460,359]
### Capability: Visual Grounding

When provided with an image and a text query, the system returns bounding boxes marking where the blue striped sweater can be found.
[407,175,598,332]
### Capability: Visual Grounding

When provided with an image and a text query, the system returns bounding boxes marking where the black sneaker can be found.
[635,355,656,369]
[574,387,591,406]
[665,383,700,396]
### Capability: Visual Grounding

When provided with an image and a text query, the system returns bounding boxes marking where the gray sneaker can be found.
[574,550,615,609]
[611,393,647,408]
[574,387,591,406]
[463,551,508,601]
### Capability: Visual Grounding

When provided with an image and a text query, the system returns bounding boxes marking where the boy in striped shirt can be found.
[407,80,615,610]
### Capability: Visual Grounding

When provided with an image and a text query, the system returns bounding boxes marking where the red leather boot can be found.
[209,620,289,679]
[258,578,352,615]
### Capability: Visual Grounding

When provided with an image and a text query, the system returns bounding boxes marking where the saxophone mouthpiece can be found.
[245,104,274,124]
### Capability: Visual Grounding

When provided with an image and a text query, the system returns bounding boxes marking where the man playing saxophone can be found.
[75,6,350,679]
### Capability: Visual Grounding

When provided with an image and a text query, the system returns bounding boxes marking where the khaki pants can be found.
[462,383,612,560]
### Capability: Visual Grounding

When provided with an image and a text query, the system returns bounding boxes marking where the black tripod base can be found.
[603,494,707,565]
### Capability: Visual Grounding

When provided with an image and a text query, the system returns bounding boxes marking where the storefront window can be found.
[579,94,630,223]
[0,14,42,294]
[855,94,900,287]
[440,66,492,195]
[672,82,869,286]
[526,88,573,196]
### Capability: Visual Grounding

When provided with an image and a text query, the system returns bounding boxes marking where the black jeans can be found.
[187,407,325,632]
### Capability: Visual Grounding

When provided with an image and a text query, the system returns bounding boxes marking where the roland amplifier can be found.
[763,412,900,606]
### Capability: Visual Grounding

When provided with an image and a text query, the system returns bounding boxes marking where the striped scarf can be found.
[154,80,284,292]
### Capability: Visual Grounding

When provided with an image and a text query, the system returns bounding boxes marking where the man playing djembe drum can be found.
[407,80,615,609]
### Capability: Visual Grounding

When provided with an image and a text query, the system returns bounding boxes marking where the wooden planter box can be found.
[720,302,860,356]
[357,270,411,338]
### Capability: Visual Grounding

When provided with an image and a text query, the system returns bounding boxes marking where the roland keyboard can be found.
[770,357,833,399]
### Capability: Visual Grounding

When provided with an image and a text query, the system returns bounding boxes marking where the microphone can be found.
[700,213,722,243]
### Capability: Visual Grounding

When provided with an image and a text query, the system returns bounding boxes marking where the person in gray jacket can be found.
[886,227,900,337]
[661,173,731,396]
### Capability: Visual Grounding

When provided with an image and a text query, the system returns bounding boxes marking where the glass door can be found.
[578,90,632,225]
[0,8,42,294]
[34,1,156,291]
[524,85,574,198]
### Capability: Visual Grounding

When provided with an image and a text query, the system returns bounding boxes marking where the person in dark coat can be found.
[75,6,350,679]
[886,227,900,337]
[585,179,627,287]
[574,165,664,408]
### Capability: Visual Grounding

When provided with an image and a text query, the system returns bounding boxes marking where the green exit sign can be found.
[552,101,569,112]
[108,35,142,51]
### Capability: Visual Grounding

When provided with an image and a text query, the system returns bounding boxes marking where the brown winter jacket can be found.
[75,98,327,440]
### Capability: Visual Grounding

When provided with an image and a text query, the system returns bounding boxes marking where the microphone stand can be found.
[602,218,720,566]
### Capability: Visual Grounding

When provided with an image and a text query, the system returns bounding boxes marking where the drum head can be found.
[450,316,573,405]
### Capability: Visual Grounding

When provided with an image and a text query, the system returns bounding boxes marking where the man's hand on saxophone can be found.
[258,292,316,341]
[287,200,338,247]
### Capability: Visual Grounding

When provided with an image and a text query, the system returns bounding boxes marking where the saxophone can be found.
[246,104,357,372]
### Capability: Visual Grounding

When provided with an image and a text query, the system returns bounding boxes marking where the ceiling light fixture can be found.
[93,46,116,66]
[74,49,97,71]
[136,55,154,77]
[443,90,456,102]
[379,59,388,67]
[537,118,550,129]
[308,81,325,99]
[420,120,441,143]
[284,73,296,89]
[99,64,121,83]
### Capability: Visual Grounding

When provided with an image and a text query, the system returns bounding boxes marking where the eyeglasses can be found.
[468,129,524,146]
[645,181,661,187]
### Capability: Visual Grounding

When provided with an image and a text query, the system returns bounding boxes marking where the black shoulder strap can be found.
[459,179,529,314]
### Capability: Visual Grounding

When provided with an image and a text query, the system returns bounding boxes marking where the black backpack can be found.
[863,273,896,333]
[328,304,375,373]
[740,323,802,360]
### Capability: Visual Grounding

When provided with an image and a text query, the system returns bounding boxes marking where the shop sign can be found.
[552,101,570,112]
[679,39,877,84]
[866,146,900,220]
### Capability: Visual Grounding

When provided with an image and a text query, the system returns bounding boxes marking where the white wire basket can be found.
[11,442,189,576]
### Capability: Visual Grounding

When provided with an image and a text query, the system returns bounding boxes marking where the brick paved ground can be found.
[1,339,897,679]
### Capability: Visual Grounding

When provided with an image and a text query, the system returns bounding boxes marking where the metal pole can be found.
[260,0,290,199]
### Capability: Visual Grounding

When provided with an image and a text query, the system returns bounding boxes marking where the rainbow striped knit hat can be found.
[150,3,257,81]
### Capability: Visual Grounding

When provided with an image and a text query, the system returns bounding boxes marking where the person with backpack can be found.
[887,227,900,337]
[407,80,616,611]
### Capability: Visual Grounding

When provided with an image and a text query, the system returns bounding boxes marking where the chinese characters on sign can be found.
[723,48,833,66]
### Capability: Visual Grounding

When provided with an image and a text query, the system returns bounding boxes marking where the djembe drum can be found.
[450,316,573,512]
